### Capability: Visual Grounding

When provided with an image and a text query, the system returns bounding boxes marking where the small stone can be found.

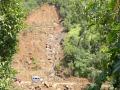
[64,85,71,90]
[35,86,41,90]
[44,81,50,88]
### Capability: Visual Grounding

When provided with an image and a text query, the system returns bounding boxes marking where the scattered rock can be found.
[64,85,70,90]
[35,86,41,90]
[25,60,32,65]
[13,77,21,83]
[12,4,89,90]
[43,81,50,88]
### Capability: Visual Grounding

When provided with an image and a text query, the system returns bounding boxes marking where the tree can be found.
[0,0,24,89]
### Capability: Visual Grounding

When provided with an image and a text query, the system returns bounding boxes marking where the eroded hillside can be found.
[12,4,89,90]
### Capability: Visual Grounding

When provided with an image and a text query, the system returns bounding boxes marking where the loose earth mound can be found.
[12,4,89,90]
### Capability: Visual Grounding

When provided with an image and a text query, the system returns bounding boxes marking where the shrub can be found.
[24,0,39,13]
[63,25,104,80]
[0,0,24,89]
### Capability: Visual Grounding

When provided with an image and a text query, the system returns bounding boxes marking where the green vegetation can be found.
[0,0,24,89]
[46,0,120,89]
[24,0,39,12]
[1,0,120,89]
[64,25,103,79]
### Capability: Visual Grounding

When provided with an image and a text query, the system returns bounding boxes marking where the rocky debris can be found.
[44,29,65,79]
[13,77,21,83]
[12,4,89,90]
[64,85,72,90]
[34,86,41,90]
[42,81,52,88]
[13,78,89,90]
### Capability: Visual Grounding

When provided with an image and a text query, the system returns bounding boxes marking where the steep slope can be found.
[12,4,89,90]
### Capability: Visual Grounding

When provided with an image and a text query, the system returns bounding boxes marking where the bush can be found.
[24,0,39,13]
[63,25,104,80]
[0,0,24,89]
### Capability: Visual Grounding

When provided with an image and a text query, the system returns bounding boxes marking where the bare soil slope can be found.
[12,4,89,90]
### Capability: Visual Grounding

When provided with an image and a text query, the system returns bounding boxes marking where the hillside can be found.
[12,4,89,90]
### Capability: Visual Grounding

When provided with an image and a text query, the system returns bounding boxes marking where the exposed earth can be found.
[12,4,90,90]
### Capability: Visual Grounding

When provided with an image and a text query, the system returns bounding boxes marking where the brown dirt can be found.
[12,4,90,90]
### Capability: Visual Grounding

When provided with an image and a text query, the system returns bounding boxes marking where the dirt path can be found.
[12,4,89,90]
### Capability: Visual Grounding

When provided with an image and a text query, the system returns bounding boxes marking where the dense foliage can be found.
[25,0,120,89]
[1,0,120,89]
[0,0,24,89]
[42,0,105,80]
[85,0,120,89]
[45,0,120,89]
